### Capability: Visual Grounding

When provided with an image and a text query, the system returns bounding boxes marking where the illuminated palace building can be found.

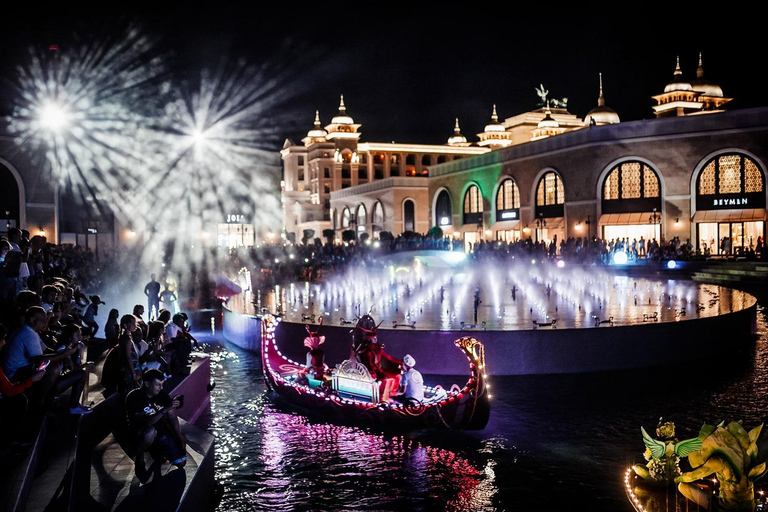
[281,56,767,255]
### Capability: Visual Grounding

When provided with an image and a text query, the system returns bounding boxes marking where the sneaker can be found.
[69,404,93,415]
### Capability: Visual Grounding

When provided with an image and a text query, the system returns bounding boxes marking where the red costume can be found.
[357,339,402,401]
[352,314,404,401]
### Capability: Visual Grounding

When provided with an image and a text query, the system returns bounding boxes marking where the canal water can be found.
[196,297,768,511]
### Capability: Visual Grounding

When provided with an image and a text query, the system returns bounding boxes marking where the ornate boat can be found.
[260,314,490,430]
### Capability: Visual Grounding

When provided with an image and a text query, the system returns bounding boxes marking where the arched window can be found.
[495,178,520,222]
[535,172,565,219]
[536,172,564,206]
[601,161,662,214]
[435,190,452,226]
[463,185,483,225]
[356,204,366,227]
[603,161,660,200]
[403,199,415,232]
[697,153,765,201]
[372,202,384,225]
[496,179,520,210]
[342,207,351,228]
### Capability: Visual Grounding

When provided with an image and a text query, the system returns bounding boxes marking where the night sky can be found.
[1,3,763,148]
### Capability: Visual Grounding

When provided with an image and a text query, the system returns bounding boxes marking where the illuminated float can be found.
[626,420,768,512]
[260,314,490,430]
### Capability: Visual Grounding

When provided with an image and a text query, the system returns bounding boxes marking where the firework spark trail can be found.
[6,24,166,181]
[4,20,315,283]
[127,56,292,275]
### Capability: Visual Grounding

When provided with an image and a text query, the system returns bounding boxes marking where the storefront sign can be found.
[496,208,520,222]
[711,197,748,207]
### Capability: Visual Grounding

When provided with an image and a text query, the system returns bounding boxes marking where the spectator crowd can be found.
[0,227,198,456]
[231,230,764,287]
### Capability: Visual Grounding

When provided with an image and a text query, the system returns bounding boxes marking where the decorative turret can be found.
[664,56,694,93]
[530,101,567,140]
[477,105,513,149]
[325,95,362,141]
[651,56,705,118]
[689,52,732,112]
[447,118,471,146]
[302,110,329,146]
[584,73,620,126]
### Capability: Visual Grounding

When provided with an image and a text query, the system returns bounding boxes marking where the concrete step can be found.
[8,352,215,512]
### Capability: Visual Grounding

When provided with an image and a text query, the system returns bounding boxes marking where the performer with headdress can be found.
[352,315,403,401]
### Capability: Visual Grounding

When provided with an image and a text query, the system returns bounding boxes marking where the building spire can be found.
[491,104,499,122]
[454,118,462,134]
[674,56,683,79]
[338,94,346,114]
[597,73,605,107]
[697,52,704,78]
[314,110,321,127]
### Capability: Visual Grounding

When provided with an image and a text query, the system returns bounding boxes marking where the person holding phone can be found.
[125,369,186,482]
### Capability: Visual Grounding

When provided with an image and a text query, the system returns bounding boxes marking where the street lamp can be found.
[649,208,661,240]
[535,212,546,243]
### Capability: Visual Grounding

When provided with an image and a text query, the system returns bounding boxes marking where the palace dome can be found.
[538,109,559,129]
[690,53,724,97]
[331,95,354,125]
[447,118,469,145]
[664,56,693,92]
[483,105,505,132]
[584,73,620,125]
[306,111,328,138]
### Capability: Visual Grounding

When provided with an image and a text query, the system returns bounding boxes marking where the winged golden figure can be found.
[632,421,702,484]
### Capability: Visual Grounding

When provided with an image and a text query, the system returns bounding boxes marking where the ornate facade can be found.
[288,56,765,255]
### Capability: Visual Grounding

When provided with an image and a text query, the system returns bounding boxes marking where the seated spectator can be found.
[56,323,89,371]
[1,306,91,414]
[125,369,186,482]
[143,321,172,376]
[40,285,58,314]
[0,323,45,398]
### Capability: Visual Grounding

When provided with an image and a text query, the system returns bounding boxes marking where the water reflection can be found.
[200,299,768,511]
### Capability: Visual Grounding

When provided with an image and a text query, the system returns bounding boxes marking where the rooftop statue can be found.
[535,84,568,108]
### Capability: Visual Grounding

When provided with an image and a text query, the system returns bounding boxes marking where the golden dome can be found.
[306,111,328,138]
[584,73,620,125]
[483,105,506,132]
[690,52,724,98]
[331,95,355,125]
[664,56,693,92]
[447,118,469,145]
